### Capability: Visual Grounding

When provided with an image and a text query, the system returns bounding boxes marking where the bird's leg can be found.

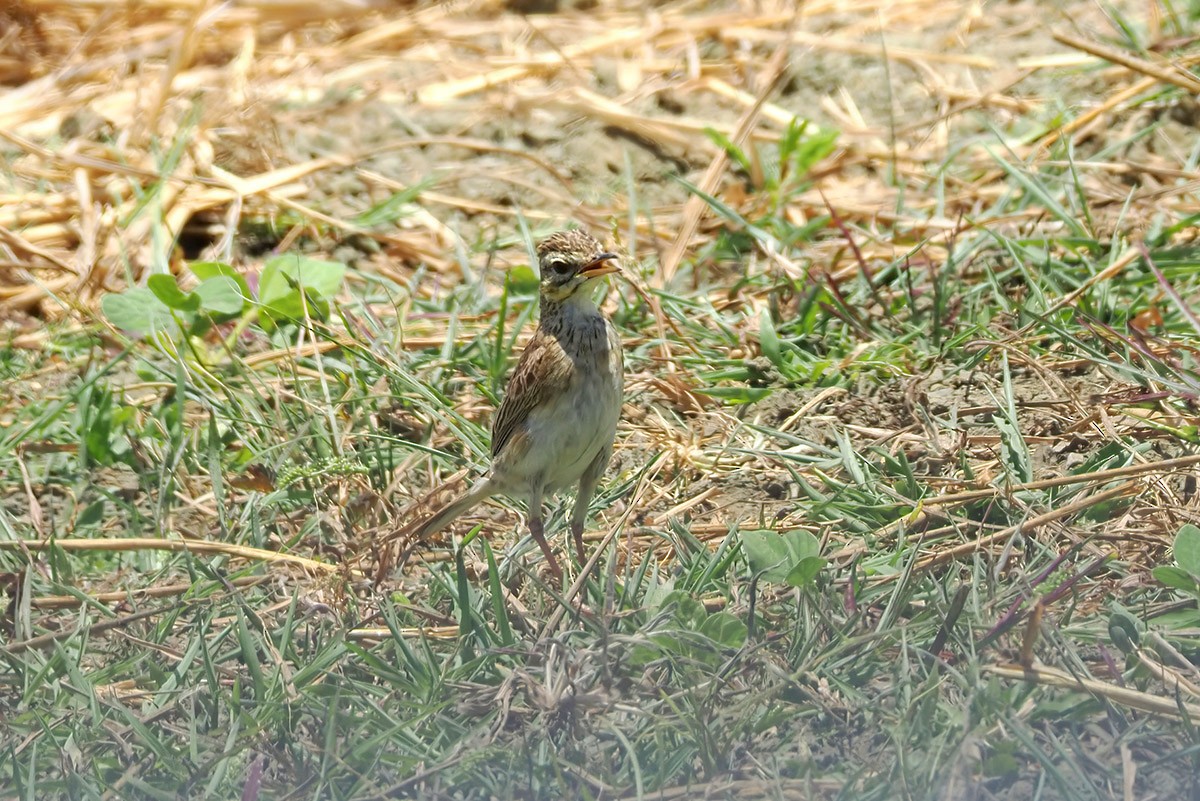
[526,489,562,582]
[569,496,591,564]
[571,448,610,563]
[527,512,562,583]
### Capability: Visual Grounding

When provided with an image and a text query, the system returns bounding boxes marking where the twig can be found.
[0,537,350,575]
[1053,31,1200,94]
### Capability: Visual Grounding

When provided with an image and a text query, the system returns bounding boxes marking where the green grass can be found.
[6,15,1200,801]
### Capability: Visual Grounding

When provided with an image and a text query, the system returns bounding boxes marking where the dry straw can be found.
[7,0,1164,316]
[4,0,1200,704]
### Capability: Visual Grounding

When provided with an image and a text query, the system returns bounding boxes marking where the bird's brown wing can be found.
[491,329,573,458]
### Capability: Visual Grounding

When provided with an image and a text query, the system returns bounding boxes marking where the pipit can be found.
[412,229,624,581]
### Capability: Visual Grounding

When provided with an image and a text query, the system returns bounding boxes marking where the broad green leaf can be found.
[259,287,307,323]
[659,590,706,629]
[189,261,251,299]
[261,255,345,303]
[76,499,105,527]
[742,529,821,584]
[785,556,827,587]
[1107,607,1142,652]
[1174,524,1200,577]
[259,255,346,322]
[699,612,747,649]
[983,751,1020,779]
[1153,565,1200,595]
[742,529,792,582]
[102,287,178,336]
[194,275,247,317]
[147,274,201,311]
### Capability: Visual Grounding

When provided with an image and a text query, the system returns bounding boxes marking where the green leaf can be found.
[1107,607,1142,652]
[262,255,345,302]
[506,264,539,294]
[790,126,839,177]
[982,751,1020,779]
[785,530,821,558]
[659,590,706,629]
[101,287,178,336]
[352,182,428,227]
[758,308,782,368]
[189,261,251,299]
[699,612,747,649]
[673,175,781,253]
[741,529,821,584]
[258,286,309,324]
[1153,565,1200,595]
[778,118,810,165]
[76,499,105,527]
[235,606,265,698]
[194,275,247,317]
[482,538,515,647]
[695,386,774,404]
[785,556,827,587]
[994,356,1032,483]
[984,143,1089,238]
[453,545,479,651]
[82,388,115,466]
[460,522,483,548]
[259,255,346,323]
[742,530,790,581]
[1174,524,1200,577]
[147,274,201,311]
[703,127,753,177]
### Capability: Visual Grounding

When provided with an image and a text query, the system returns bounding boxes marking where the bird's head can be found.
[536,230,619,303]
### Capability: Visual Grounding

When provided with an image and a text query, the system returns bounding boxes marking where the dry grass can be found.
[4,1,1200,799]
[3,0,1186,309]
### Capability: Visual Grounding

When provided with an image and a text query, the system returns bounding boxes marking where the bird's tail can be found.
[410,479,495,541]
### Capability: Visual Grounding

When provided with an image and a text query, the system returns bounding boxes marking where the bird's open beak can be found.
[578,252,620,278]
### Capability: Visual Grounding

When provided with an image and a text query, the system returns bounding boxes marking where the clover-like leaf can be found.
[195,275,247,317]
[742,528,822,584]
[699,612,748,649]
[785,556,827,588]
[1153,565,1200,595]
[1174,524,1200,577]
[102,287,180,337]
[190,261,251,299]
[147,274,201,312]
[259,255,346,323]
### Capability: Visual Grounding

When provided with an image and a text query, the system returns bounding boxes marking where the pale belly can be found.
[492,328,622,496]
[527,370,621,492]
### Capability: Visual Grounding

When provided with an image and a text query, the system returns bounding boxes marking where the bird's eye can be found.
[547,259,572,276]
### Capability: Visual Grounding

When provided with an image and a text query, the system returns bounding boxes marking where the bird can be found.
[411,229,624,582]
